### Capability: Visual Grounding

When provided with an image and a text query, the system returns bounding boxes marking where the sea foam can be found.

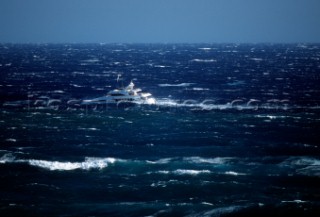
[27,157,120,171]
[173,169,211,176]
[0,154,121,171]
[183,156,232,164]
[158,83,195,87]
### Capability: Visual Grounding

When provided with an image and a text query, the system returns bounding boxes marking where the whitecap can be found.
[72,71,84,75]
[150,181,167,188]
[146,143,154,147]
[284,157,320,166]
[201,202,214,206]
[53,90,64,93]
[146,158,172,164]
[250,58,263,61]
[296,166,320,177]
[154,65,169,68]
[191,59,216,63]
[281,200,307,203]
[173,169,211,176]
[198,47,213,51]
[158,83,195,87]
[224,171,247,176]
[183,156,232,164]
[28,160,87,171]
[155,99,237,111]
[255,115,277,119]
[281,157,320,177]
[70,84,83,88]
[0,153,16,164]
[155,98,180,107]
[199,205,245,217]
[77,127,100,131]
[27,157,119,171]
[156,170,170,174]
[192,87,210,91]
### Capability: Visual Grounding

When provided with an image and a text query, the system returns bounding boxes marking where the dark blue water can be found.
[1,43,320,216]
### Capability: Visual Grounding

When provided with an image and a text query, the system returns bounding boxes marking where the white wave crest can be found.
[291,157,320,166]
[281,157,320,177]
[191,59,217,63]
[297,166,320,177]
[224,171,247,176]
[192,87,210,91]
[150,169,211,176]
[281,157,320,167]
[0,153,16,164]
[154,98,228,110]
[183,157,233,164]
[154,98,294,111]
[157,170,170,174]
[173,169,211,176]
[146,158,172,164]
[146,157,232,165]
[0,154,122,171]
[282,199,308,203]
[27,157,120,171]
[158,83,195,87]
[199,205,245,217]
[154,99,180,107]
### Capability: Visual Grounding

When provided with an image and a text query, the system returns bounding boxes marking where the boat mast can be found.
[116,74,123,88]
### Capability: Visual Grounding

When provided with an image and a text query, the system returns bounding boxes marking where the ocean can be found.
[0,43,320,216]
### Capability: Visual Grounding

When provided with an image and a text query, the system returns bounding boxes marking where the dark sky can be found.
[1,0,320,43]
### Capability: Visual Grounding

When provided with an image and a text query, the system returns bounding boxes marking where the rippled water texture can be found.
[1,44,320,216]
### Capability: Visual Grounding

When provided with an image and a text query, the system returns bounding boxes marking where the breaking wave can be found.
[154,98,294,111]
[158,83,195,87]
[183,156,233,164]
[1,154,234,172]
[145,157,234,165]
[0,154,122,171]
[3,154,319,177]
[27,157,119,171]
[280,157,320,177]
[0,153,16,164]
[190,59,217,63]
[192,205,248,217]
[281,157,320,167]
[2,95,316,112]
[153,169,211,176]
[173,169,211,175]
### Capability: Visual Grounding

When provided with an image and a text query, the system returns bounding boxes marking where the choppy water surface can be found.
[1,44,320,216]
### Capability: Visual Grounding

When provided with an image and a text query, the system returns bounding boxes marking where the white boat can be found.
[82,81,156,105]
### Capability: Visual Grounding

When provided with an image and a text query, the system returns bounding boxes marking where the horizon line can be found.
[1,42,320,45]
